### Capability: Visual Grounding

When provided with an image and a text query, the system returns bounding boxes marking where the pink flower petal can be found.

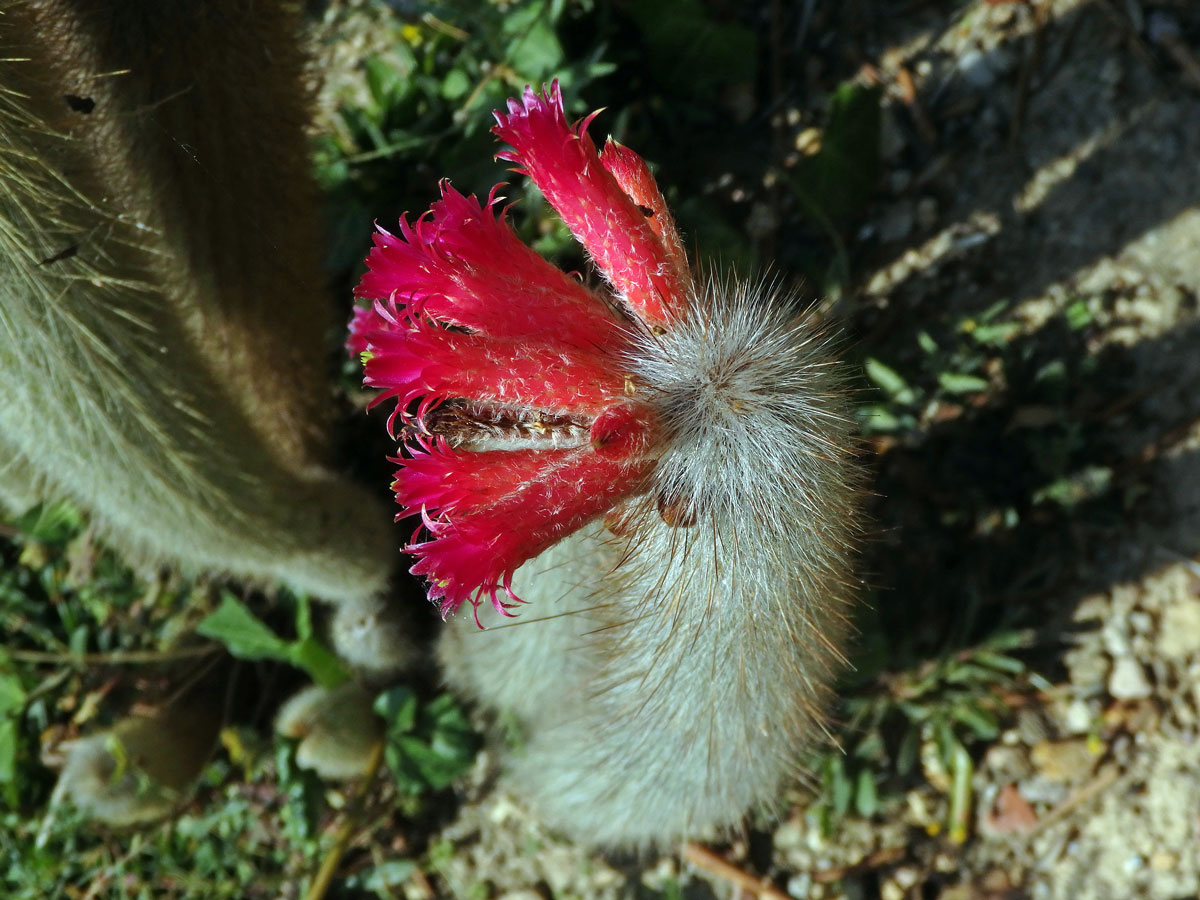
[403,444,653,617]
[492,82,690,330]
[363,323,626,418]
[598,138,691,303]
[345,301,391,358]
[356,183,626,351]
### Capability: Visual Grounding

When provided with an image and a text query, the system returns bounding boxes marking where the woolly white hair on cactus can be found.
[350,82,862,848]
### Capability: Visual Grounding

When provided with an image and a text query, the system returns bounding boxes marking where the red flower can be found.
[351,82,690,621]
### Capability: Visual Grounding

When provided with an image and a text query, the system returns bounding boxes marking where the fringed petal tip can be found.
[390,440,657,629]
[407,531,526,627]
[489,81,691,330]
[492,80,565,129]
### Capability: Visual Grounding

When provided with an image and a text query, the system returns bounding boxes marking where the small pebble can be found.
[1102,621,1132,657]
[774,819,807,853]
[788,873,813,899]
[893,867,919,890]
[958,48,996,90]
[1063,698,1094,734]
[1031,738,1097,783]
[1160,600,1200,658]
[1150,850,1178,871]
[1109,656,1153,700]
[1128,611,1152,634]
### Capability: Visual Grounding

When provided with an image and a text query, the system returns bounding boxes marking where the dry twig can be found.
[304,740,387,900]
[682,842,792,900]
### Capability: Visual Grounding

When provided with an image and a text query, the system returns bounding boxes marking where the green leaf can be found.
[378,689,479,794]
[791,80,882,225]
[970,321,1020,347]
[196,594,290,663]
[1066,299,1093,330]
[364,55,410,113]
[440,68,471,101]
[947,740,974,844]
[943,661,1000,685]
[827,755,851,817]
[973,651,1026,675]
[854,768,879,817]
[287,638,348,690]
[393,735,469,791]
[0,720,17,784]
[0,675,25,717]
[981,630,1034,652]
[375,686,418,734]
[896,726,920,776]
[1034,359,1067,386]
[352,860,417,892]
[937,372,989,395]
[68,625,89,657]
[503,7,563,80]
[13,501,83,544]
[196,594,347,686]
[950,703,999,741]
[864,358,917,404]
[859,405,911,434]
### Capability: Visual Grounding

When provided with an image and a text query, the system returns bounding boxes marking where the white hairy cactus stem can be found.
[440,278,861,847]
[356,81,862,848]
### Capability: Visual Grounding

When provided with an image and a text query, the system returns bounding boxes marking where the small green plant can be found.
[197,592,349,689]
[374,686,480,795]
[0,501,192,811]
[811,629,1030,842]
[0,502,479,898]
[860,300,1018,436]
[0,504,350,898]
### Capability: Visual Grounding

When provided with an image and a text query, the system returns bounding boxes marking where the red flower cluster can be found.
[350,82,693,621]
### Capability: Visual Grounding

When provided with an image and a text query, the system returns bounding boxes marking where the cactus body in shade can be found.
[352,83,862,848]
[0,1,395,605]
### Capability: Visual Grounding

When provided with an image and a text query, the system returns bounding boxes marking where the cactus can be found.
[352,83,863,848]
[0,0,395,605]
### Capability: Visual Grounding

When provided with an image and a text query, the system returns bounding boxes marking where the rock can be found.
[787,872,813,899]
[1031,738,1098,783]
[981,783,1038,835]
[958,48,997,90]
[1102,621,1132,657]
[1108,656,1153,700]
[1160,599,1200,659]
[1062,698,1095,734]
[773,818,807,853]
